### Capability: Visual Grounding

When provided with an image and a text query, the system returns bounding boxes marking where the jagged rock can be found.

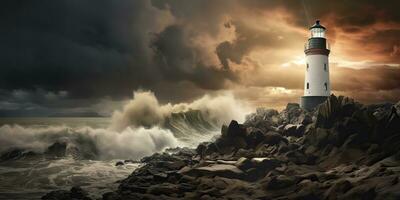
[299,113,313,125]
[245,128,265,147]
[280,103,309,124]
[196,142,208,158]
[316,95,361,129]
[303,127,338,148]
[115,161,124,166]
[235,157,253,171]
[340,184,376,200]
[0,148,37,161]
[225,120,247,138]
[263,131,287,145]
[251,157,281,171]
[324,180,352,200]
[283,124,305,137]
[179,164,244,179]
[263,175,296,190]
[235,148,254,158]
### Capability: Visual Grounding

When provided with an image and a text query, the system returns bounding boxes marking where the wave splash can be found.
[0,125,178,160]
[109,90,248,131]
[0,91,250,160]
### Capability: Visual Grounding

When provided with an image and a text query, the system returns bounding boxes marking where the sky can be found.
[1,0,400,116]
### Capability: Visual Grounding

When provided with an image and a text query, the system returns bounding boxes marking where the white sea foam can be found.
[0,90,251,160]
[109,90,250,131]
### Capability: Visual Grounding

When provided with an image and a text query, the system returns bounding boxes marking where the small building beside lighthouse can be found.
[301,20,331,110]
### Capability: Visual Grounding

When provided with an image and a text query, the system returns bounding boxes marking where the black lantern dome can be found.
[309,20,326,30]
[309,20,326,38]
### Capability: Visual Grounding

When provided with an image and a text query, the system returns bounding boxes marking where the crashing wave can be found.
[0,91,250,161]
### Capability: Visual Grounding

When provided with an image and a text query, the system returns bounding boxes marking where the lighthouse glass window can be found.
[311,28,325,38]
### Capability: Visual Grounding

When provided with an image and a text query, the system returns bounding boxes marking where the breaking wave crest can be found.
[0,125,178,160]
[109,90,249,131]
[0,91,250,160]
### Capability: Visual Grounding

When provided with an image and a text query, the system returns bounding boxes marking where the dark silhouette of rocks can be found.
[43,95,400,200]
[42,186,91,200]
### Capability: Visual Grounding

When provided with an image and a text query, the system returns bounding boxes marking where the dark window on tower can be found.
[307,82,310,89]
[324,63,327,71]
[307,63,309,71]
[324,82,328,91]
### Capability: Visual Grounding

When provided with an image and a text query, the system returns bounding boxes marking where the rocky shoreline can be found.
[42,95,400,200]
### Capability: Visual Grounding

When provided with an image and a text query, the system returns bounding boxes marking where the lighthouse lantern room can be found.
[301,20,331,110]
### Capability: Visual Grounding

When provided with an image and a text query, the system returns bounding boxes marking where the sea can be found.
[0,115,220,199]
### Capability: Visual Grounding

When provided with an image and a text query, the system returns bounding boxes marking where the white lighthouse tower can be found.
[301,20,331,110]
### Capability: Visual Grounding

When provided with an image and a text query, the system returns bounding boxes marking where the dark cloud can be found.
[1,0,155,98]
[151,25,236,90]
[1,0,234,101]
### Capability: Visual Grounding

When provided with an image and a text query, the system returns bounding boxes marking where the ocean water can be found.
[0,115,220,199]
[0,118,141,200]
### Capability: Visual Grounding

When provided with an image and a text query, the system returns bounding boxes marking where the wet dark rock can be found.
[115,161,124,166]
[225,120,246,138]
[316,95,361,129]
[324,180,352,200]
[263,131,287,145]
[42,186,91,200]
[340,184,376,200]
[179,164,245,179]
[235,157,253,171]
[0,148,37,161]
[147,183,179,196]
[264,175,296,190]
[283,124,305,137]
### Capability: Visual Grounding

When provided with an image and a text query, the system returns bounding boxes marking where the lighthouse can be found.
[301,20,331,110]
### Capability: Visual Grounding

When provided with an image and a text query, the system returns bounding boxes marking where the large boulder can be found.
[224,120,247,138]
[324,180,353,200]
[245,128,266,147]
[283,124,305,137]
[316,95,361,129]
[263,131,287,146]
[179,164,245,179]
[235,157,254,171]
[263,175,296,190]
[0,148,37,161]
[245,108,280,129]
[280,103,308,124]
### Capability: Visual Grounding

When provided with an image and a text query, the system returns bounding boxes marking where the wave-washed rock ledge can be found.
[42,95,400,200]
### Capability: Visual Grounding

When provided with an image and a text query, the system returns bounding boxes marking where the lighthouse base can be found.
[301,96,328,111]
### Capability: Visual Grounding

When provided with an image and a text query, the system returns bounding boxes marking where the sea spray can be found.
[0,125,178,160]
[109,90,251,131]
[0,90,251,160]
